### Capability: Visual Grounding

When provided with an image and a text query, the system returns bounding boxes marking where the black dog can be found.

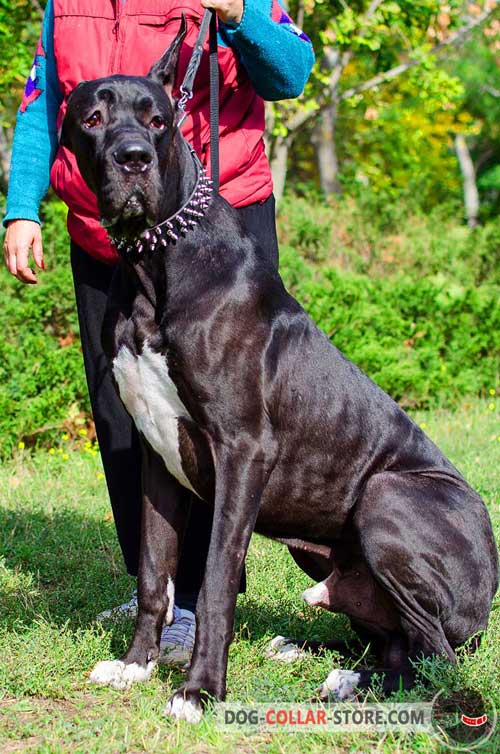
[61,20,498,722]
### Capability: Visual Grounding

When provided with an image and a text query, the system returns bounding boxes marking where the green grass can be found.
[0,399,499,753]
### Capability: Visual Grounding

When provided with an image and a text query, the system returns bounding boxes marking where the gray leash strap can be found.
[177,9,220,192]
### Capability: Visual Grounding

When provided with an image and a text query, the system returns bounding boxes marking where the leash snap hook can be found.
[177,87,193,127]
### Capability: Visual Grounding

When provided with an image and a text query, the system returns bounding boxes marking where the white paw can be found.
[302,581,329,607]
[265,635,307,663]
[318,669,361,701]
[89,659,156,690]
[165,693,203,723]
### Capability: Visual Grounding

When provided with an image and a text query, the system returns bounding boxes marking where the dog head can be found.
[61,17,187,238]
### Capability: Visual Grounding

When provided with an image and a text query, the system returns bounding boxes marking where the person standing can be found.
[3,0,314,663]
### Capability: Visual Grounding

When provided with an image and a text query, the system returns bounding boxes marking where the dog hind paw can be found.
[265,635,307,663]
[89,659,156,690]
[164,691,203,723]
[317,668,361,701]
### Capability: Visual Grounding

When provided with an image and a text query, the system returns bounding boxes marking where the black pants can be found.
[71,195,279,612]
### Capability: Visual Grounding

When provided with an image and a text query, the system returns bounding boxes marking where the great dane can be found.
[60,19,498,722]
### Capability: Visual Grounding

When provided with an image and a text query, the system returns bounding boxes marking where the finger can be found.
[4,243,18,277]
[32,235,44,270]
[16,266,38,284]
[14,246,38,284]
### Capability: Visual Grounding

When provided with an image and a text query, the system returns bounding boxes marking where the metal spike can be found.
[161,238,168,246]
[167,229,179,241]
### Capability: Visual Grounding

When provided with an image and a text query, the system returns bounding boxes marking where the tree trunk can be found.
[270,135,289,206]
[455,133,479,228]
[313,104,342,196]
[264,102,275,159]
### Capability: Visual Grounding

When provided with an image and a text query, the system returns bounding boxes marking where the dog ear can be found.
[147,15,188,100]
[59,115,73,151]
[59,81,89,151]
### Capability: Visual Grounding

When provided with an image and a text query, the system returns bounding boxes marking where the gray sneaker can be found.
[159,605,196,665]
[96,595,196,665]
[96,590,138,621]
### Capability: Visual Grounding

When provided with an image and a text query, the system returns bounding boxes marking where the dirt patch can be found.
[1,736,43,754]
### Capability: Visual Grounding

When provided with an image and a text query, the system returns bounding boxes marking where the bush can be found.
[0,199,89,457]
[278,193,500,286]
[280,250,500,408]
[0,193,498,455]
[278,194,500,408]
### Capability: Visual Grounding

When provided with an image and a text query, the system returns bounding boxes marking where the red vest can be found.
[50,0,274,263]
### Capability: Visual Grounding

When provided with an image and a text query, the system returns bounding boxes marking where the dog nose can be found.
[113,143,154,173]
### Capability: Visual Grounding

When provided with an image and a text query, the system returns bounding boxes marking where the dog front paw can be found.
[164,689,204,723]
[89,659,156,690]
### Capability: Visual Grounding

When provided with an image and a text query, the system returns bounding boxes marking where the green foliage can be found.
[281,1,499,216]
[0,194,499,455]
[282,262,499,408]
[336,65,465,207]
[279,194,500,408]
[279,192,500,285]
[0,0,46,124]
[0,199,88,457]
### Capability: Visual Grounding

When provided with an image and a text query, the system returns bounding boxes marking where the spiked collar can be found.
[110,148,214,257]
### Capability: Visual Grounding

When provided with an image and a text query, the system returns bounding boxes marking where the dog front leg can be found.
[90,441,190,689]
[165,444,265,722]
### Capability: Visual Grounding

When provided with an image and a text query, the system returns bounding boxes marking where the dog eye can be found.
[83,111,102,129]
[150,116,166,130]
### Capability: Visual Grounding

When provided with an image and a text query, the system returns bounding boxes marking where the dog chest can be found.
[112,342,196,493]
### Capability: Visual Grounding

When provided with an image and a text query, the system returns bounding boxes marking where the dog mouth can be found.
[122,191,146,219]
[101,187,155,234]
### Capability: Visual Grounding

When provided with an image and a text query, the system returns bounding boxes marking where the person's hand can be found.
[201,0,244,26]
[3,219,44,284]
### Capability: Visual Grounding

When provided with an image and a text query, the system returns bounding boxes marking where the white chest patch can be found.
[112,342,196,493]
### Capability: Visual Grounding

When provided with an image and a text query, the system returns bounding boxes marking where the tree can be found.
[449,18,500,221]
[270,0,499,203]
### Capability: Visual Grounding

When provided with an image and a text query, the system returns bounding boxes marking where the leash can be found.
[177,9,220,192]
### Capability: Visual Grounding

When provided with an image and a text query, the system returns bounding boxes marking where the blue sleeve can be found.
[3,0,62,226]
[221,0,315,101]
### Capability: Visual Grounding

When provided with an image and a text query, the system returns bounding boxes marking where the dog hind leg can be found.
[318,635,417,700]
[317,470,476,700]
